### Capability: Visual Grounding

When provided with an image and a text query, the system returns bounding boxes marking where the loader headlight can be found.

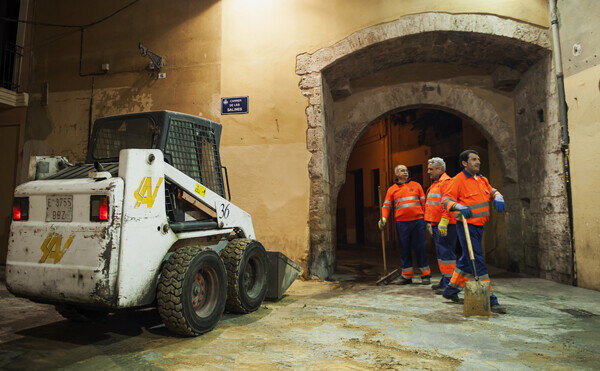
[13,197,29,221]
[90,195,109,222]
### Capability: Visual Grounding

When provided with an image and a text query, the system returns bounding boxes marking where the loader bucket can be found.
[265,251,302,301]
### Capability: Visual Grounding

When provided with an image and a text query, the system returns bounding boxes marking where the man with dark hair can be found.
[441,150,507,314]
[379,164,431,285]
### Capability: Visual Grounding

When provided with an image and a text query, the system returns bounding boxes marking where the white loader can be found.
[6,111,301,336]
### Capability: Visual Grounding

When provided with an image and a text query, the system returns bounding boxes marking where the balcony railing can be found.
[1,42,23,92]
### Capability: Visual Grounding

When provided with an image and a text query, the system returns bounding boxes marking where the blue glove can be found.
[454,203,472,218]
[493,194,506,212]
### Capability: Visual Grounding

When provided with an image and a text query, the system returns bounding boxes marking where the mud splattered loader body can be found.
[6,111,301,336]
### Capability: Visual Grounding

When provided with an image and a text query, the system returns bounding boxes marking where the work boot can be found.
[491,304,507,314]
[443,294,464,304]
[435,288,444,295]
[395,277,412,285]
[421,277,431,285]
[431,283,443,290]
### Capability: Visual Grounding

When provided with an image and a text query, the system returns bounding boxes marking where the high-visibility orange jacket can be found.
[424,173,456,225]
[442,170,501,226]
[382,180,425,222]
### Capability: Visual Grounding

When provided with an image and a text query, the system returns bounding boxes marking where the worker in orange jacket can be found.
[378,164,431,285]
[440,150,507,314]
[424,157,457,292]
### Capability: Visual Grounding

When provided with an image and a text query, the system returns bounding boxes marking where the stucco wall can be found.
[23,0,221,172]
[559,0,600,290]
[566,65,600,290]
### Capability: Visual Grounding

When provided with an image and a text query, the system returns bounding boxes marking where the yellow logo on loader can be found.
[134,177,163,208]
[39,233,74,264]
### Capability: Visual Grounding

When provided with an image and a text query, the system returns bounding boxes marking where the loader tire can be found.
[222,238,268,314]
[157,246,227,336]
[55,304,108,322]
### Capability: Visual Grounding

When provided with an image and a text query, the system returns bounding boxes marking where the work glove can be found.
[438,218,449,237]
[378,218,387,230]
[493,194,506,212]
[454,203,473,218]
[426,222,433,236]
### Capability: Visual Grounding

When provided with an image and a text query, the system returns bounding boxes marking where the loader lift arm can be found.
[162,162,255,239]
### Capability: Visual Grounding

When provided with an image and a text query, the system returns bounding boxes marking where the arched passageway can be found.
[298,12,571,283]
[335,108,504,279]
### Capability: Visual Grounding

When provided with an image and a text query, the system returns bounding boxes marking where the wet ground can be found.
[1,249,600,370]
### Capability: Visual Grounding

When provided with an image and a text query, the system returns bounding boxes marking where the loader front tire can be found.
[222,238,268,314]
[157,246,227,336]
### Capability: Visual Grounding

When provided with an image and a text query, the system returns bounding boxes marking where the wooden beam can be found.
[178,190,217,218]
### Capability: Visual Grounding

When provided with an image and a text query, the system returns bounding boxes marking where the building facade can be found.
[0,0,598,289]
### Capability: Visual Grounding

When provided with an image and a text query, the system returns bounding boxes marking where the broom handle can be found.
[378,186,387,273]
[461,214,480,282]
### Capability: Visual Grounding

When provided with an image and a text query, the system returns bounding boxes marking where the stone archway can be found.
[333,82,517,191]
[296,12,568,280]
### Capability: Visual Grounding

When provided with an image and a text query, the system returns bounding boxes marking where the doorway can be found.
[334,108,495,280]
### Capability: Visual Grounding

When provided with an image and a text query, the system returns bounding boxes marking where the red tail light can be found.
[13,205,21,220]
[13,197,29,221]
[90,195,109,222]
[99,200,108,220]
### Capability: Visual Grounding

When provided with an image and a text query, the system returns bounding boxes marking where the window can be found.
[92,117,156,160]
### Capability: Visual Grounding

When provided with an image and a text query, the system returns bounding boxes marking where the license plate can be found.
[46,195,73,222]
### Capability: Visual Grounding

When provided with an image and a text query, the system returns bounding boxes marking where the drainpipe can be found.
[549,0,576,286]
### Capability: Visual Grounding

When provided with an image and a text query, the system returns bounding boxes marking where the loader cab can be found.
[86,111,228,222]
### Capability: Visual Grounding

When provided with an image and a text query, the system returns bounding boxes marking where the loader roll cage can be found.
[86,111,229,223]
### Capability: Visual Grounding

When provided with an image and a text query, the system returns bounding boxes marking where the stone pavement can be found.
[1,267,599,370]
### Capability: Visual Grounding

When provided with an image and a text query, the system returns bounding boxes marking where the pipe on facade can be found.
[549,0,577,286]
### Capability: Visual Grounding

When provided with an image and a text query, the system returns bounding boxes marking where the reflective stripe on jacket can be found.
[442,170,501,226]
[424,173,456,225]
[382,180,425,222]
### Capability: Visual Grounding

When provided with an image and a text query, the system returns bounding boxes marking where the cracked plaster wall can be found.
[558,0,600,289]
[20,0,222,182]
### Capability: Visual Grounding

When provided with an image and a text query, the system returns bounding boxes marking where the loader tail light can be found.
[90,195,109,222]
[13,197,29,221]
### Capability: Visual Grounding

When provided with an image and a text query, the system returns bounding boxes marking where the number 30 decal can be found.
[220,203,230,219]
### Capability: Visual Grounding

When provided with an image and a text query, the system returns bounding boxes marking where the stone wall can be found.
[513,56,572,283]
[303,74,335,278]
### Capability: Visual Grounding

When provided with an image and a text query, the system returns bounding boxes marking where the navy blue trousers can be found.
[432,223,457,288]
[395,219,430,278]
[443,223,499,306]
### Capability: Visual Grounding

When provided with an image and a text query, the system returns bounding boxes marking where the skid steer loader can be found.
[6,111,301,336]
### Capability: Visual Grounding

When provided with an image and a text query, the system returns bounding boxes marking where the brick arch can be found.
[296,13,552,279]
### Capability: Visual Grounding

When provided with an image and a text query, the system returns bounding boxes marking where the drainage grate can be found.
[559,308,599,318]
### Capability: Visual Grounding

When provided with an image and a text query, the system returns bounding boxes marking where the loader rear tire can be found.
[222,238,268,314]
[55,304,109,322]
[157,246,227,336]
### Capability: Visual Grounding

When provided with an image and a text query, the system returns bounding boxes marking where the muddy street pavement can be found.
[1,268,600,370]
